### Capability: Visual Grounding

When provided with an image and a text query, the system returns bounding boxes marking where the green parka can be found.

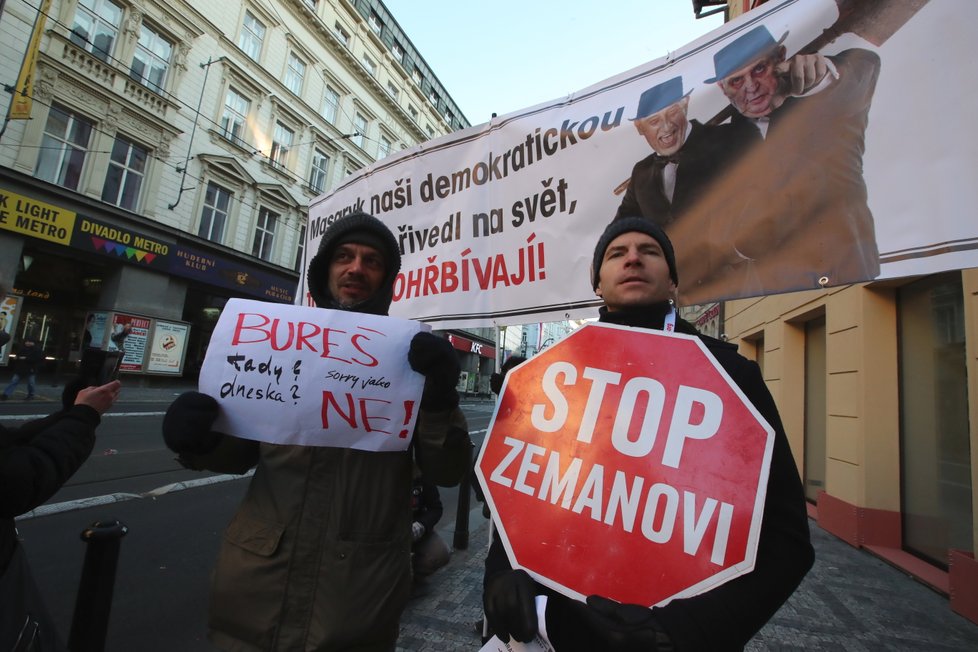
[183,407,469,651]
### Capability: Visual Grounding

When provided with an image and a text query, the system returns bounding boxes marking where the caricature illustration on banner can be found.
[199,298,428,452]
[300,0,975,329]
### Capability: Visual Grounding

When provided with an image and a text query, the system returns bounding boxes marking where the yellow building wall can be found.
[723,275,978,557]
[724,285,899,511]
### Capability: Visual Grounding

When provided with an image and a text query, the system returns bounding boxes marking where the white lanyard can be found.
[664,306,676,332]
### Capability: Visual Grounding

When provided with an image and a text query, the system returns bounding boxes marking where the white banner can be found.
[301,0,975,328]
[200,299,428,451]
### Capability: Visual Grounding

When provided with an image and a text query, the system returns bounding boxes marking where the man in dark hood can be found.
[306,211,401,316]
[163,212,470,651]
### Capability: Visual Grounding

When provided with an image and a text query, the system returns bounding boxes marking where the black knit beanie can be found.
[591,216,678,289]
[307,212,401,315]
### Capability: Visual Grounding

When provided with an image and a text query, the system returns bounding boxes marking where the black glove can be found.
[162,391,224,456]
[566,595,673,652]
[408,332,460,410]
[483,569,539,644]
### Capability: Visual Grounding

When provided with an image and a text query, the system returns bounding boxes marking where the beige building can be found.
[0,0,465,376]
[721,273,977,624]
[685,0,978,625]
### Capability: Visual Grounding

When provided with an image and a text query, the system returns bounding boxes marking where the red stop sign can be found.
[476,323,774,607]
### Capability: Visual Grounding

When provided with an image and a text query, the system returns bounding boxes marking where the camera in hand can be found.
[80,348,123,386]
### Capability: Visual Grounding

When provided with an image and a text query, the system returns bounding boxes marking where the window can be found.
[34,104,93,190]
[362,54,376,77]
[429,89,439,107]
[411,67,422,85]
[334,22,350,46]
[391,42,403,63]
[285,53,306,96]
[899,274,973,565]
[294,225,306,271]
[408,104,418,120]
[239,11,266,61]
[130,23,172,93]
[220,88,250,146]
[378,136,391,159]
[321,86,339,123]
[368,12,382,36]
[199,182,232,242]
[308,148,330,193]
[252,207,278,261]
[426,124,434,137]
[101,136,147,210]
[270,122,294,168]
[352,113,367,148]
[386,81,399,100]
[446,111,454,125]
[70,0,123,62]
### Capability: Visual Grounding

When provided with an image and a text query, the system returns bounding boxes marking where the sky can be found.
[382,1,726,126]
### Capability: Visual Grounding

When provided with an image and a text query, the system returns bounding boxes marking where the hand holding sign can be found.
[408,331,461,410]
[163,391,224,457]
[199,298,428,452]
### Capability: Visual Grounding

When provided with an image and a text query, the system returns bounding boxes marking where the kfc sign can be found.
[448,333,495,359]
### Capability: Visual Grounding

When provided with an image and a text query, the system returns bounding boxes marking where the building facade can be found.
[721,271,978,624]
[0,0,466,378]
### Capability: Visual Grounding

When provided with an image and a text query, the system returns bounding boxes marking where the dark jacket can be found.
[485,304,814,651]
[11,343,44,376]
[0,406,101,573]
[615,120,754,227]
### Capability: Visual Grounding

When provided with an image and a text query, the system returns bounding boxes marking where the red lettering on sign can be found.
[231,312,383,367]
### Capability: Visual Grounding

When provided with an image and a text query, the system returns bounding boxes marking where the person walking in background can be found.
[2,337,44,401]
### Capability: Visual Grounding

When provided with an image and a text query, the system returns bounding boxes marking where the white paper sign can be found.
[200,298,428,452]
[478,596,554,652]
[480,636,552,652]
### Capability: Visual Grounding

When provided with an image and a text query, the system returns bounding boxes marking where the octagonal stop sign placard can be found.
[475,322,775,607]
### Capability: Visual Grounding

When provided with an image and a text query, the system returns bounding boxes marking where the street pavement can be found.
[9,381,978,650]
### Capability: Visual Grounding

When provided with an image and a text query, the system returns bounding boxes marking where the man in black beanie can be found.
[162,212,471,651]
[483,216,814,651]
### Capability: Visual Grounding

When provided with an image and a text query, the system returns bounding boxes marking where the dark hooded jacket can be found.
[183,212,470,651]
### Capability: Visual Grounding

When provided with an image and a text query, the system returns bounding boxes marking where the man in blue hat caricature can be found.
[706,24,831,123]
[667,23,882,305]
[615,76,750,228]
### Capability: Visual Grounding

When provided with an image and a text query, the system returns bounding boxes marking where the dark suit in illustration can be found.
[615,120,753,229]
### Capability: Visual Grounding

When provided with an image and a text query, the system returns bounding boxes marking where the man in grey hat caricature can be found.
[483,217,814,651]
[162,212,472,651]
[670,23,882,303]
[615,76,751,228]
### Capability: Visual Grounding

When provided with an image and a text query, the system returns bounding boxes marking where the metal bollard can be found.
[453,452,473,550]
[68,519,128,652]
